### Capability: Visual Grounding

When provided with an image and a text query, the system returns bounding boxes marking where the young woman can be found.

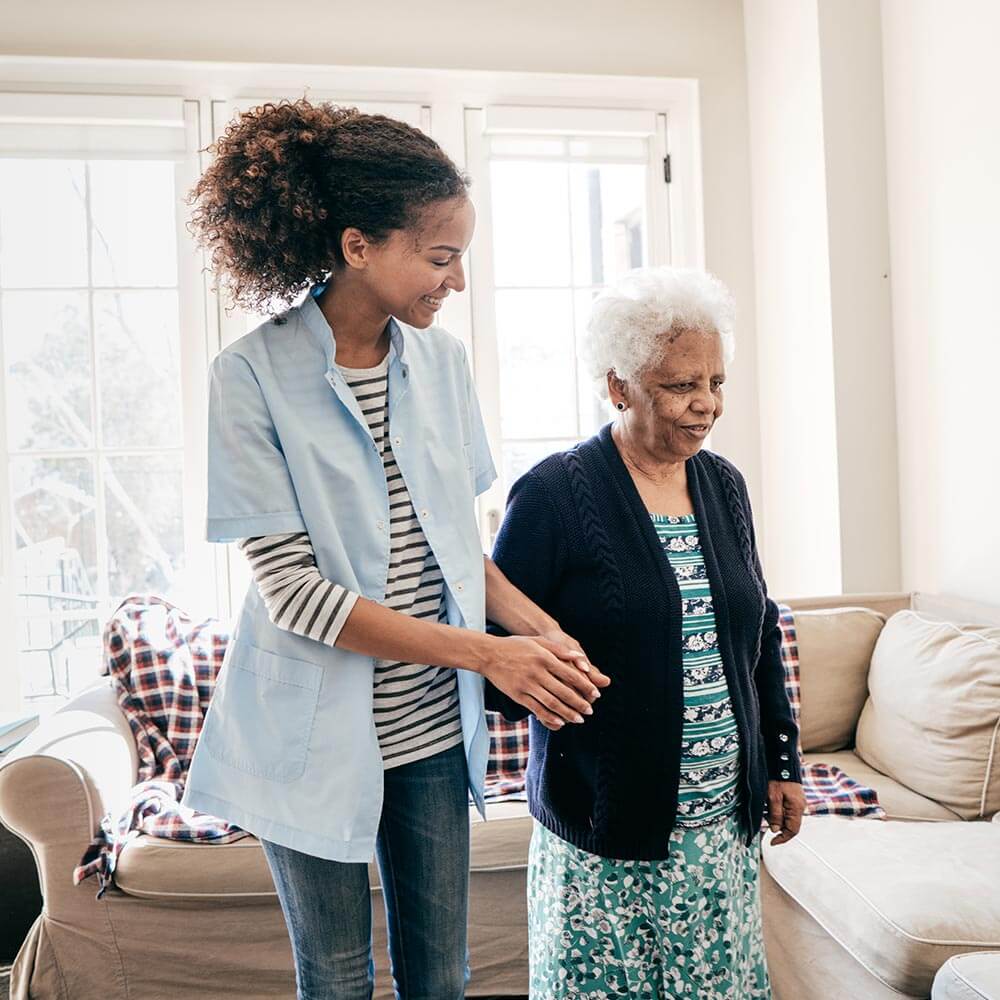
[181,100,609,1000]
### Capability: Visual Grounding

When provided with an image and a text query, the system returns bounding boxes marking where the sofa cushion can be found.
[803,750,961,822]
[856,611,1000,820]
[762,816,1000,996]
[795,608,885,752]
[933,952,1000,1000]
[931,952,1000,1000]
[115,801,533,900]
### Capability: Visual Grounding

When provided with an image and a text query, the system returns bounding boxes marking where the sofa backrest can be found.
[782,593,909,753]
[792,607,886,753]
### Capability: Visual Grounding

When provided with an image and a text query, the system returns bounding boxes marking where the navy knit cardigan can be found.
[486,424,802,861]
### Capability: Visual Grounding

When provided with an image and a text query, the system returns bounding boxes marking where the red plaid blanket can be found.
[74,596,248,889]
[484,606,885,820]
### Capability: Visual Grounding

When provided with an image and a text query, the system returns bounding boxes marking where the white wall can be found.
[743,0,843,596]
[881,0,1000,604]
[743,0,900,598]
[818,0,900,595]
[2,0,765,512]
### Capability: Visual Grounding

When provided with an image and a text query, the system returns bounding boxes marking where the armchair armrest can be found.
[0,681,136,916]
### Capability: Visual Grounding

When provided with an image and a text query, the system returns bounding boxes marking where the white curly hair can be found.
[582,266,736,401]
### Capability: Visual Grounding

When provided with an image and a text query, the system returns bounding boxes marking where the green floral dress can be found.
[527,514,771,998]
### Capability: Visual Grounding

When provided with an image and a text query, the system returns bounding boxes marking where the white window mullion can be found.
[83,161,111,622]
[0,268,18,713]
[463,107,505,550]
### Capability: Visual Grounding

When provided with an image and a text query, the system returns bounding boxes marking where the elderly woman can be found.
[488,267,806,998]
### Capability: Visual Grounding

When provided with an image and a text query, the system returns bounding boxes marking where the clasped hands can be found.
[482,627,610,731]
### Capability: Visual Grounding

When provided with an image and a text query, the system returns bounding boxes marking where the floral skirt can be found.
[527,813,771,999]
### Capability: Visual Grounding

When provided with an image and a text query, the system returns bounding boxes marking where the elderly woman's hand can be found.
[535,628,612,688]
[767,780,806,845]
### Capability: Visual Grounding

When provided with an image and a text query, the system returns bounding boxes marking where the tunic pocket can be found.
[202,639,323,783]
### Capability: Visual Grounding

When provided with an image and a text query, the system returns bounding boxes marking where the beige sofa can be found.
[761,592,1000,1000]
[1,591,998,999]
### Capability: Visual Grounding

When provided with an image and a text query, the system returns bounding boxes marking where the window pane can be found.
[17,616,100,703]
[3,291,93,451]
[10,456,99,610]
[489,137,567,158]
[89,161,178,287]
[502,439,576,489]
[568,137,648,160]
[104,453,184,599]
[570,163,647,287]
[94,290,182,449]
[0,160,89,288]
[574,287,613,437]
[495,289,577,440]
[490,161,571,287]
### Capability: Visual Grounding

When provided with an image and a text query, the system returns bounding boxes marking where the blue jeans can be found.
[261,743,470,1000]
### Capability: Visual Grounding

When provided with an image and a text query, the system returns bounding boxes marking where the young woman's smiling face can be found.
[362,196,475,328]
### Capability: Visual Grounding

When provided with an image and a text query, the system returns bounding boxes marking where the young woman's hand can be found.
[482,635,607,731]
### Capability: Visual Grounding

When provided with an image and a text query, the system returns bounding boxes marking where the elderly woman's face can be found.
[619,329,726,461]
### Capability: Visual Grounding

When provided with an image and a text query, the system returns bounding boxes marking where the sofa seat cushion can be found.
[115,833,275,900]
[763,816,1000,996]
[116,801,533,900]
[370,800,532,890]
[803,750,962,822]
[933,952,1000,999]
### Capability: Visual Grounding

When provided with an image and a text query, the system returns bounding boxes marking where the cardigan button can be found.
[780,770,791,780]
[779,734,789,743]
[780,753,790,762]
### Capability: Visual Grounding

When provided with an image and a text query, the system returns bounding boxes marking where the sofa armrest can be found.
[3,680,137,822]
[0,681,137,917]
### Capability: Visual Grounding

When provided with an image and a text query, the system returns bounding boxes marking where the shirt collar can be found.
[300,283,406,371]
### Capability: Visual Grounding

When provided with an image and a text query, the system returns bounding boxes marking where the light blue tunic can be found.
[183,290,496,862]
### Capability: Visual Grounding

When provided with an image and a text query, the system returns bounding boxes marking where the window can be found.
[0,94,212,712]
[0,67,701,713]
[465,106,672,539]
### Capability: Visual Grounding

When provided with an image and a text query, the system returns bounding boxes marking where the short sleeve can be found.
[206,351,306,543]
[460,342,497,497]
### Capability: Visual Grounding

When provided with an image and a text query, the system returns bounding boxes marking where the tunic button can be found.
[394,436,402,446]
[420,509,429,518]
[376,521,384,531]
[780,770,791,780]
[456,583,465,592]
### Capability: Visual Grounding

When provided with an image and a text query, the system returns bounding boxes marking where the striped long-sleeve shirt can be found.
[238,353,463,770]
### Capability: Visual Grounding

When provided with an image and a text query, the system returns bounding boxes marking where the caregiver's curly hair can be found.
[188,99,469,314]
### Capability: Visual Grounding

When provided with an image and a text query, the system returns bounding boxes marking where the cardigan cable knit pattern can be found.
[563,447,627,838]
[487,424,801,861]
